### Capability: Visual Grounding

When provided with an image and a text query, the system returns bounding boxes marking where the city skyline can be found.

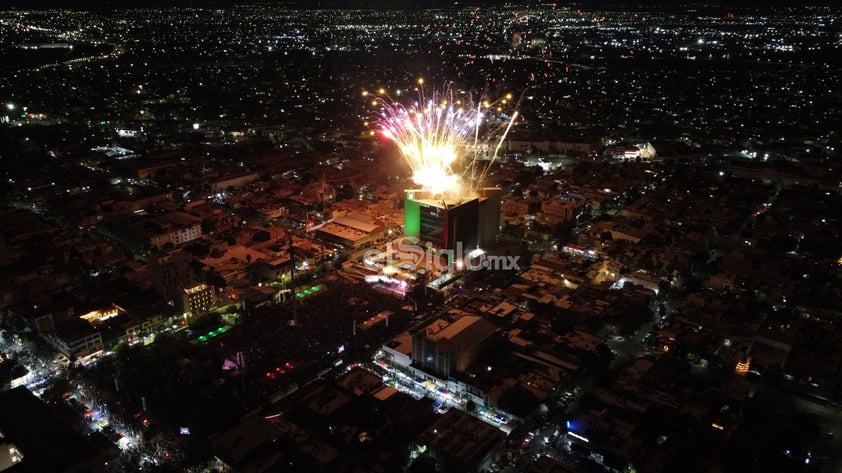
[0,2,840,472]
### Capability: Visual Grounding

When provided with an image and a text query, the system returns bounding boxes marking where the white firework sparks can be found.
[374,83,520,197]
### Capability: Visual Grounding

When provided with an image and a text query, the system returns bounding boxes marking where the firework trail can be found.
[374,82,522,197]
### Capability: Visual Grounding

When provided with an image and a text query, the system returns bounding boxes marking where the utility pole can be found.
[287,227,298,326]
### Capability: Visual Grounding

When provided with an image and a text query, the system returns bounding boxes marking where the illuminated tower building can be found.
[403,187,502,255]
[476,187,503,248]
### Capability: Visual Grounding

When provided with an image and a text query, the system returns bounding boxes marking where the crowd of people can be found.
[211,276,408,386]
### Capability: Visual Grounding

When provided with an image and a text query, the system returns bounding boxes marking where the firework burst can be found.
[373,83,520,197]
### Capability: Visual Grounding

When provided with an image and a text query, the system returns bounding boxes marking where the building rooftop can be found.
[210,413,338,472]
[335,367,383,396]
[55,317,98,341]
[0,387,104,473]
[422,315,498,353]
[416,409,504,471]
[384,332,413,357]
[332,213,382,234]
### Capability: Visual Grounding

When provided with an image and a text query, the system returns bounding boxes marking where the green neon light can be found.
[404,198,420,237]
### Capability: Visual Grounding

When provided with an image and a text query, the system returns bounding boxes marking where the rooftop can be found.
[416,409,504,471]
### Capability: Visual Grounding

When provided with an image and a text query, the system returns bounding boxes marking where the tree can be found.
[658,279,671,295]
[188,312,222,332]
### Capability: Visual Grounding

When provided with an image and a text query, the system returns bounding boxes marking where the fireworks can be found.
[373,83,520,197]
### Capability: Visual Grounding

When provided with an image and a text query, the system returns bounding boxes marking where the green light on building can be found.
[404,198,420,237]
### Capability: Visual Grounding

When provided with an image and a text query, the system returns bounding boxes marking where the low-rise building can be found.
[47,318,103,362]
[415,409,505,473]
[182,283,217,317]
[382,332,413,368]
[316,213,385,248]
[411,315,499,378]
